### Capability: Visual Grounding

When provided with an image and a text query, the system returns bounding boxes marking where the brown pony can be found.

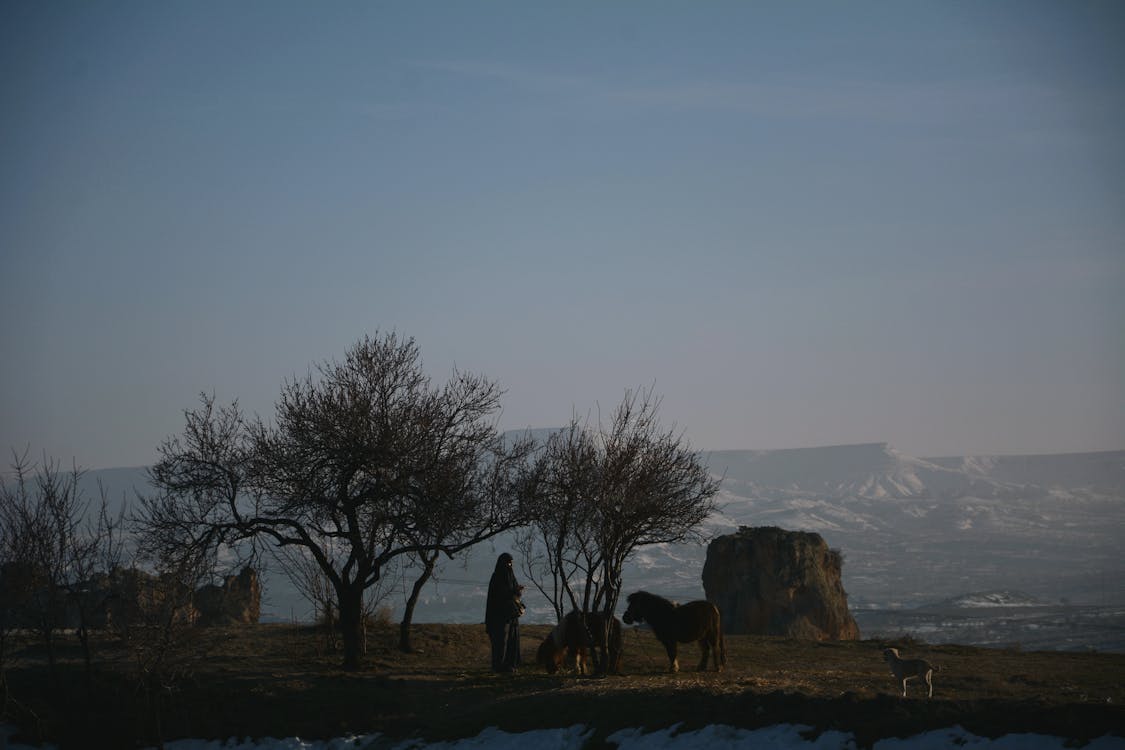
[622,591,725,672]
[536,610,623,675]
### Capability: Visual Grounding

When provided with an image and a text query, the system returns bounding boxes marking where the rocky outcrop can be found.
[194,567,261,626]
[702,526,860,640]
[100,566,190,628]
[0,564,261,629]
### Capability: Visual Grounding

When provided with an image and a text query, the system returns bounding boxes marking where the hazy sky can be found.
[2,1,1123,469]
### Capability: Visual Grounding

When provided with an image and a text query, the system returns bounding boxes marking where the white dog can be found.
[883,647,936,698]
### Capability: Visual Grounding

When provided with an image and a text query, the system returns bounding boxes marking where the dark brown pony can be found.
[536,610,623,675]
[622,591,725,672]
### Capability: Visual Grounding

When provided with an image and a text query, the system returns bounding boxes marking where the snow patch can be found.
[18,723,1110,750]
[945,591,1046,608]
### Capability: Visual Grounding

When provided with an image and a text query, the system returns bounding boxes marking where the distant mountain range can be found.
[709,442,1125,501]
[697,443,1125,604]
[27,442,1125,649]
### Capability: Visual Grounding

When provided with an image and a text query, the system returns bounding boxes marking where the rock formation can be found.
[702,526,860,640]
[0,564,261,629]
[194,567,261,626]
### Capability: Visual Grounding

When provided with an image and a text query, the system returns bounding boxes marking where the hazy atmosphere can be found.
[3,1,1123,470]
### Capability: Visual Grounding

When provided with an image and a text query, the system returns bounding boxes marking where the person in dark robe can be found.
[485,552,523,672]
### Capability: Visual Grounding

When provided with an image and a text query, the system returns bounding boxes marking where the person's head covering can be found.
[495,553,513,572]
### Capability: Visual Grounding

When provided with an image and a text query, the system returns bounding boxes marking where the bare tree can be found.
[0,454,32,709]
[140,333,535,669]
[594,389,720,620]
[522,389,721,673]
[0,452,73,672]
[0,451,126,681]
[516,421,601,621]
[69,484,127,688]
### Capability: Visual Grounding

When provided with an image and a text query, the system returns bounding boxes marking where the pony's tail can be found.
[714,605,727,670]
[719,621,727,670]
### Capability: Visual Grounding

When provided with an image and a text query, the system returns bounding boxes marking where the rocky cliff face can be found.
[702,526,860,640]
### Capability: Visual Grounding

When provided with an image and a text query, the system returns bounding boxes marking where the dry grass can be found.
[3,622,1124,749]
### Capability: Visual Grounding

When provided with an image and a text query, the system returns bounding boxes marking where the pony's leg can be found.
[697,640,710,671]
[592,645,605,675]
[708,636,723,671]
[664,641,679,673]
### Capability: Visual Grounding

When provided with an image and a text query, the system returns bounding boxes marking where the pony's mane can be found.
[630,590,677,610]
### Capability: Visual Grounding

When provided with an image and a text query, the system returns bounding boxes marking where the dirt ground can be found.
[3,622,1124,748]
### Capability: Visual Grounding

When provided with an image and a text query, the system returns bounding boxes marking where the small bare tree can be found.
[594,389,721,622]
[521,389,721,673]
[516,421,601,621]
[0,452,75,673]
[0,450,126,681]
[116,534,213,750]
[272,537,399,655]
[69,487,127,688]
[0,456,31,714]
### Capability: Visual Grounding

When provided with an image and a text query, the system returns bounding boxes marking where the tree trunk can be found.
[146,673,166,750]
[598,579,622,676]
[338,588,365,671]
[40,621,57,677]
[399,554,437,652]
[77,621,94,696]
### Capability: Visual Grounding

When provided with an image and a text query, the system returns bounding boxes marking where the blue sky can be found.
[2,1,1123,469]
